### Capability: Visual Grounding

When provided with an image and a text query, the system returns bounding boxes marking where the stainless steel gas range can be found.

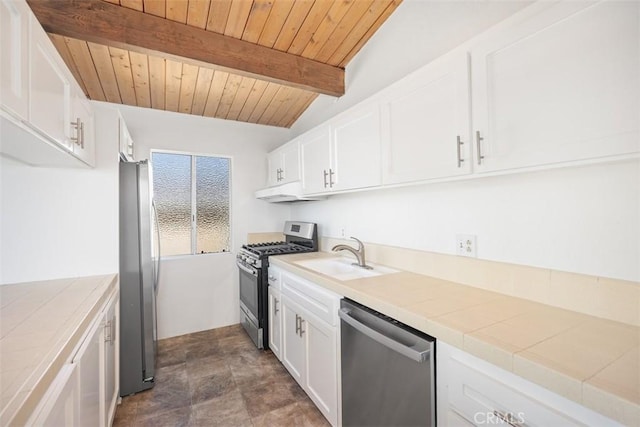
[236,221,318,349]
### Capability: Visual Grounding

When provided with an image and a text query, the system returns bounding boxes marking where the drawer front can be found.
[281,270,340,326]
[439,343,620,427]
[268,266,282,290]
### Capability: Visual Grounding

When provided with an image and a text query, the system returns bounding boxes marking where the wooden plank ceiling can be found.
[35,0,402,128]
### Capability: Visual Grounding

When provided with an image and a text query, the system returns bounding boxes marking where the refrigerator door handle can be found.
[152,199,161,293]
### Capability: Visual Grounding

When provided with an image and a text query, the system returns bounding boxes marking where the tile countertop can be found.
[0,274,118,426]
[270,252,640,426]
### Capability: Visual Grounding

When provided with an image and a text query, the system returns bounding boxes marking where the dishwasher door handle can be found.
[339,308,431,363]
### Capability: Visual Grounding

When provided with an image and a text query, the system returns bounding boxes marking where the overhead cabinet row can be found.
[262,0,639,198]
[0,0,96,167]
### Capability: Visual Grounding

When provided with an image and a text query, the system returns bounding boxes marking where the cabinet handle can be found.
[323,170,329,188]
[104,320,112,343]
[492,410,526,427]
[329,169,335,187]
[70,118,81,145]
[79,120,85,149]
[274,298,279,315]
[456,135,464,168]
[295,314,300,335]
[476,130,485,165]
[299,318,305,336]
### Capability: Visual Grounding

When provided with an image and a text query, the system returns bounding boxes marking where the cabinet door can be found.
[102,296,118,427]
[119,115,134,161]
[71,90,96,166]
[305,315,338,427]
[268,286,282,360]
[280,140,300,185]
[332,104,382,191]
[28,13,72,151]
[301,125,332,194]
[27,364,79,426]
[472,1,640,173]
[381,52,471,184]
[0,0,29,120]
[267,150,284,187]
[281,296,306,386]
[73,313,102,427]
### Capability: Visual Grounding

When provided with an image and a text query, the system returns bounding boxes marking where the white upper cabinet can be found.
[331,104,382,191]
[1,0,96,168]
[471,1,640,173]
[381,52,472,184]
[301,125,332,194]
[268,140,300,186]
[70,87,96,166]
[118,113,134,161]
[0,0,30,121]
[301,105,382,195]
[28,12,72,152]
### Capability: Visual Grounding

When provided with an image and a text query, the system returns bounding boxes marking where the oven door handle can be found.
[236,260,258,277]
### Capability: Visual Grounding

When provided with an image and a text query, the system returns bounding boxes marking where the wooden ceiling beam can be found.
[26,0,345,97]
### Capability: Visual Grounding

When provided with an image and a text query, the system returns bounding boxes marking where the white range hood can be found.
[255,182,326,203]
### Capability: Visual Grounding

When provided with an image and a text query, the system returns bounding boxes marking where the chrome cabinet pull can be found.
[295,314,300,335]
[476,130,485,165]
[456,135,464,167]
[104,320,112,343]
[493,410,526,427]
[323,170,328,188]
[299,318,305,336]
[274,298,279,315]
[329,169,335,187]
[79,120,85,148]
[70,118,81,145]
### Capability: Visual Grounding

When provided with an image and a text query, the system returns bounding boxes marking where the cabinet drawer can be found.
[268,266,282,290]
[439,343,620,427]
[281,271,340,326]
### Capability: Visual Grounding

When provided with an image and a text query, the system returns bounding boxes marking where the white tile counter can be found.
[270,252,639,426]
[0,274,118,426]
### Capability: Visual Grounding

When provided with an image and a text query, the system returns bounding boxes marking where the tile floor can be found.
[113,324,330,427]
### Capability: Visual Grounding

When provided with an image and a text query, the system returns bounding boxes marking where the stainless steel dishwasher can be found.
[339,298,436,426]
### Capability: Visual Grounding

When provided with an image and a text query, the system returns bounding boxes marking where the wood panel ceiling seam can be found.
[271,0,315,52]
[86,40,123,103]
[190,66,216,116]
[255,0,296,48]
[64,37,107,102]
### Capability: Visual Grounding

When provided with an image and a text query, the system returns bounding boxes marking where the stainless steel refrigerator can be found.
[119,160,160,396]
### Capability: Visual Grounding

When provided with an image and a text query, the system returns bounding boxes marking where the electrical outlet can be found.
[456,234,477,257]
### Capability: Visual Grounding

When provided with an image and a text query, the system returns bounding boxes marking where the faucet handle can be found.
[350,237,364,251]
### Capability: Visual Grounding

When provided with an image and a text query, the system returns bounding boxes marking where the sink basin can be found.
[295,257,397,281]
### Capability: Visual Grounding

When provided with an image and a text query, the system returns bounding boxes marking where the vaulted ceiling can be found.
[28,0,402,127]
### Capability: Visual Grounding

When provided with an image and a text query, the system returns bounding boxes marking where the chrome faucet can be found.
[332,237,372,269]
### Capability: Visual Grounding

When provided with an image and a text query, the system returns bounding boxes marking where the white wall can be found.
[115,104,290,339]
[290,0,531,136]
[291,160,640,282]
[0,103,120,284]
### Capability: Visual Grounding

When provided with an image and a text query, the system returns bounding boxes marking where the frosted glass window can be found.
[196,156,230,253]
[151,151,231,256]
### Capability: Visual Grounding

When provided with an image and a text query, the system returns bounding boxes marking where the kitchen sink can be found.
[295,257,397,281]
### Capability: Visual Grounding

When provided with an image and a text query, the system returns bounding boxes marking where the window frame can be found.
[150,149,233,258]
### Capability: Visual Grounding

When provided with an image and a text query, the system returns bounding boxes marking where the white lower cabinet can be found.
[268,285,282,361]
[28,364,79,426]
[26,289,119,427]
[279,270,341,426]
[436,342,620,427]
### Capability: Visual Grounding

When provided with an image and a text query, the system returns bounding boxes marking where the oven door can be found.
[237,260,263,348]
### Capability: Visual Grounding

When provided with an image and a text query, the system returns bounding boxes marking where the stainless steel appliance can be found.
[119,160,161,396]
[340,298,436,426]
[236,221,317,349]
